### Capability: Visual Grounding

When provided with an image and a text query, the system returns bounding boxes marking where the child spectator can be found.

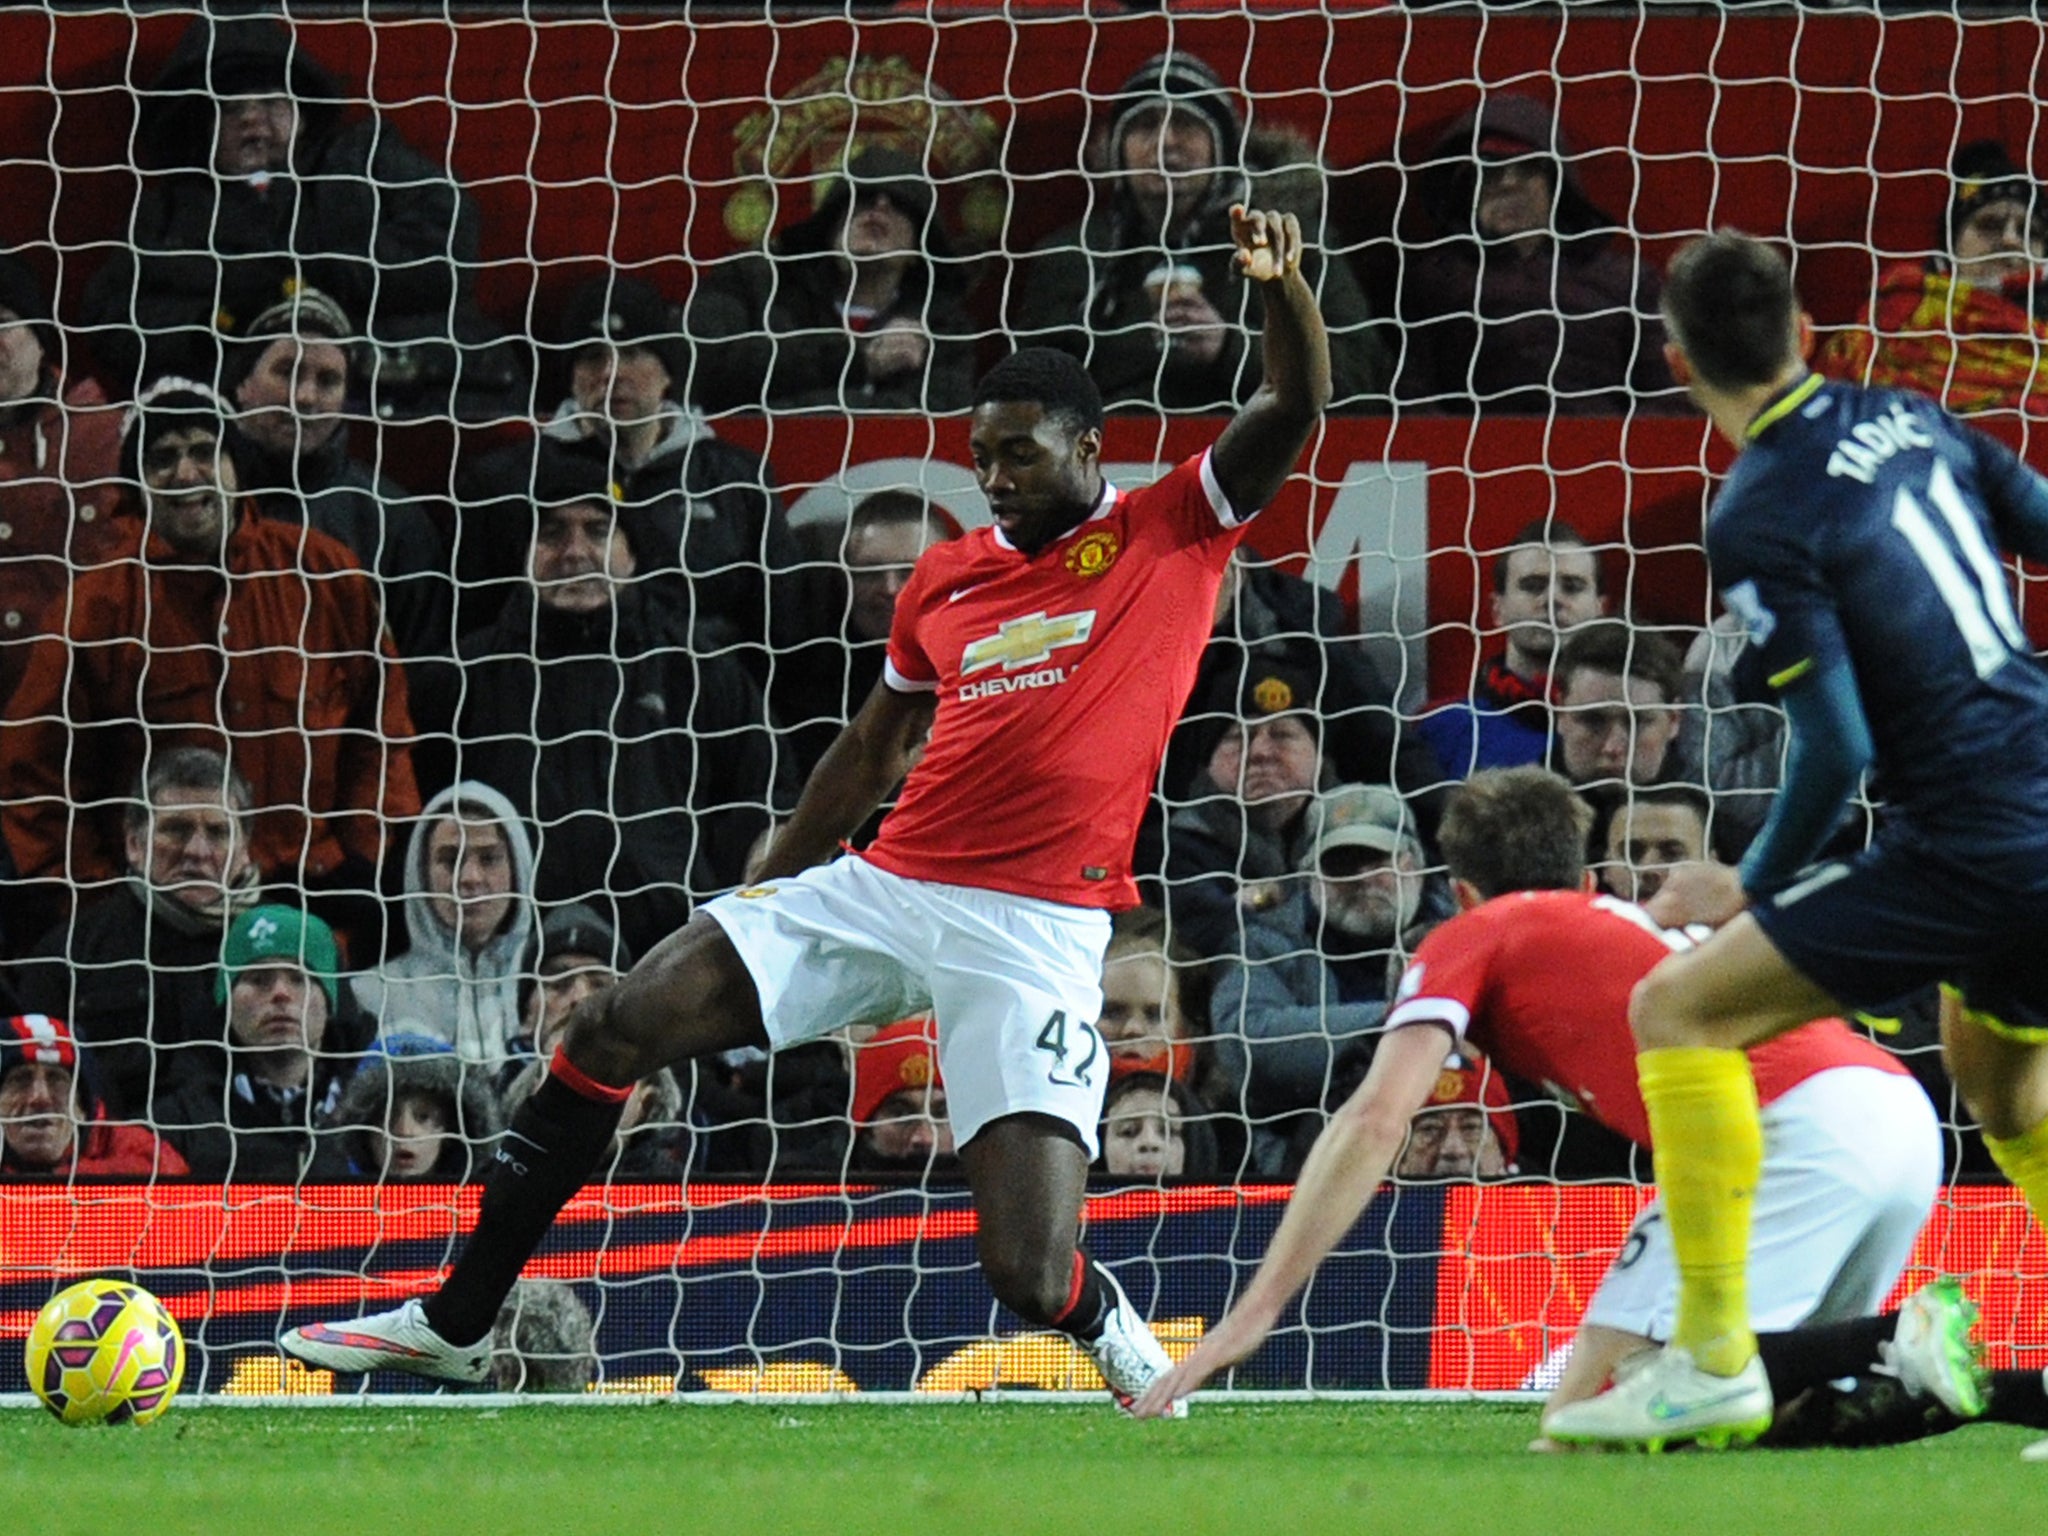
[329,1042,505,1183]
[1098,1072,1218,1183]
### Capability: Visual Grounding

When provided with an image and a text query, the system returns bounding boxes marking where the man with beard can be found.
[1210,783,1450,1175]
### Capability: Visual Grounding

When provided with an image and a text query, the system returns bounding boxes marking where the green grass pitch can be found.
[2,1401,2039,1536]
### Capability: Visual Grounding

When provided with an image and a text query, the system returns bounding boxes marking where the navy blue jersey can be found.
[1709,374,2048,887]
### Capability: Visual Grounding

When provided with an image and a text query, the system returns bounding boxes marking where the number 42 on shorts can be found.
[1035,1010,1101,1088]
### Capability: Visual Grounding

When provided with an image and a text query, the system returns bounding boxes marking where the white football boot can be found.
[279,1298,493,1384]
[1882,1278,1988,1420]
[1085,1268,1188,1419]
[1542,1345,1772,1452]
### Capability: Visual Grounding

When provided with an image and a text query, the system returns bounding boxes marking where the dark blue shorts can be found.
[1752,835,2048,1040]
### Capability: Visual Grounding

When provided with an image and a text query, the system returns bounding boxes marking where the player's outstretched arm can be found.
[746,678,937,882]
[1130,1023,1452,1418]
[1208,205,1332,518]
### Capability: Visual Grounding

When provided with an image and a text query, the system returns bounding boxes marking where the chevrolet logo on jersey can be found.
[961,610,1096,675]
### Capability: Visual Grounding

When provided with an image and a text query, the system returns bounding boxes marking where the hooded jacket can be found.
[1397,94,1681,416]
[406,584,793,959]
[350,780,538,1068]
[0,502,421,893]
[686,148,978,412]
[79,13,491,390]
[1016,52,1391,412]
[327,1049,506,1182]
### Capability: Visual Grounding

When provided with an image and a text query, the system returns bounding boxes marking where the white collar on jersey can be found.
[988,477,1121,553]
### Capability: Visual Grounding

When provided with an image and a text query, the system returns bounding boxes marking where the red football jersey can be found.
[864,451,1247,907]
[1384,890,1908,1147]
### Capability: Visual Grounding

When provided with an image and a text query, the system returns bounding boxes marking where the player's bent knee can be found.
[1628,960,1705,1050]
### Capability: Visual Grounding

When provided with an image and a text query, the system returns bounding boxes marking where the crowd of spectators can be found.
[0,16,2014,1190]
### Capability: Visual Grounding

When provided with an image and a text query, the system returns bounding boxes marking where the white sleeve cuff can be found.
[884,658,940,693]
[1385,997,1470,1045]
[1199,448,1249,529]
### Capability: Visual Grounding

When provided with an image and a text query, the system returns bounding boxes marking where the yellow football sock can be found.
[1637,1046,1763,1378]
[1985,1112,2048,1230]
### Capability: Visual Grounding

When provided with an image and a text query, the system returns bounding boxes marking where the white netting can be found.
[0,3,2043,1400]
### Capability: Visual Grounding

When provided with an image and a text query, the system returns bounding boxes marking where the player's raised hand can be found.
[1644,859,1749,929]
[1129,1301,1277,1419]
[1230,205,1304,284]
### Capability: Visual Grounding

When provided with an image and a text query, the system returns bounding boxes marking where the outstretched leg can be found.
[282,913,766,1375]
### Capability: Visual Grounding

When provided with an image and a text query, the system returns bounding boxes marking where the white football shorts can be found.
[703,855,1115,1155]
[1584,1065,1942,1339]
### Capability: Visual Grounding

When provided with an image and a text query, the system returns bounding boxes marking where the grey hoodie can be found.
[351,781,537,1067]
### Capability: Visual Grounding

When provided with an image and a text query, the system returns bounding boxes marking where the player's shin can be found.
[422,1048,631,1346]
[1637,1046,1764,1377]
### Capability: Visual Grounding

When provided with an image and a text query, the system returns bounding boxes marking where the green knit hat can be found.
[215,905,340,1010]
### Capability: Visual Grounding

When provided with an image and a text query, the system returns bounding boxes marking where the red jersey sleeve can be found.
[1385,912,1497,1048]
[883,557,941,693]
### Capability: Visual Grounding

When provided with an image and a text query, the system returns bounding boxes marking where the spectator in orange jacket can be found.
[1821,140,2048,416]
[0,378,419,955]
[0,254,126,704]
[0,1013,188,1178]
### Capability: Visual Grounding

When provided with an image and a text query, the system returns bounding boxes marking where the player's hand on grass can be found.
[1230,206,1304,284]
[1644,860,1749,929]
[1130,1301,1277,1419]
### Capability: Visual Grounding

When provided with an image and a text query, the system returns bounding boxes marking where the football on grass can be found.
[25,1278,185,1426]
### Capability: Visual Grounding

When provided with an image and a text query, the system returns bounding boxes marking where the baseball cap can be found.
[1301,784,1414,870]
[556,275,686,386]
[215,904,341,1010]
[0,1014,77,1082]
[852,1017,944,1126]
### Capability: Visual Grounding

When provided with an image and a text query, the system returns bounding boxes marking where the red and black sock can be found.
[1050,1252,1114,1345]
[423,1052,630,1347]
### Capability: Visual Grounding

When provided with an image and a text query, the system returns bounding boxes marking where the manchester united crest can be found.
[1064,529,1121,579]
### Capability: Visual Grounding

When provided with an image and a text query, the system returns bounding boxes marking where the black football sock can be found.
[1763,1374,1951,1449]
[1986,1368,2048,1429]
[1051,1252,1114,1345]
[1754,1312,1898,1395]
[423,1071,626,1346]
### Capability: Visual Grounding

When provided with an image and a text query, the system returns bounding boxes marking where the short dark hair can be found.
[972,348,1105,436]
[126,746,254,835]
[1438,768,1592,899]
[1552,621,1685,706]
[1492,519,1601,596]
[1587,781,1713,862]
[1661,232,1801,391]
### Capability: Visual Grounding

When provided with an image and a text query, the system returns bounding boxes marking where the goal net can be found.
[0,3,2043,1401]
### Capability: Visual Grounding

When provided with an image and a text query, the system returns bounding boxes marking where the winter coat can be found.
[1416,655,1556,779]
[1158,783,1318,962]
[80,14,493,392]
[350,780,537,1068]
[686,160,977,413]
[326,1050,505,1182]
[0,371,126,703]
[150,996,376,1183]
[1016,59,1389,411]
[0,503,421,891]
[1819,260,2048,417]
[1397,94,1681,416]
[231,424,453,659]
[407,592,793,959]
[12,878,263,1120]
